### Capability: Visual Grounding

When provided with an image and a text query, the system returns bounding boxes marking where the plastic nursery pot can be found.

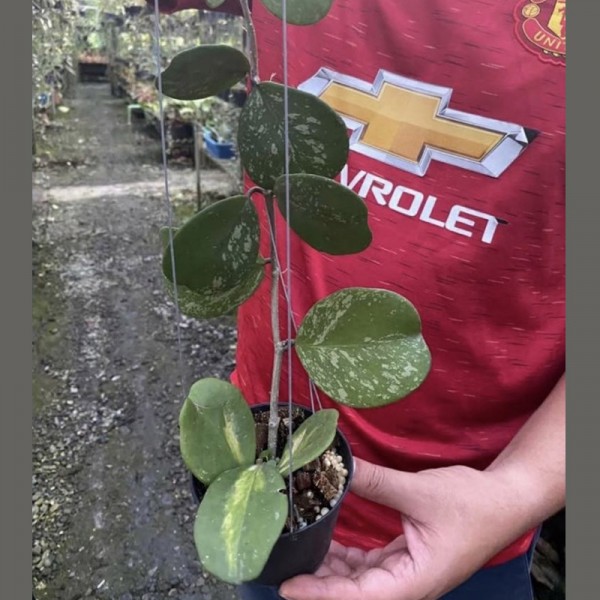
[190,402,354,587]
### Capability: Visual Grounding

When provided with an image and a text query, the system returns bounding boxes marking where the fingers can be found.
[279,568,404,600]
[317,538,408,574]
[364,536,408,568]
[315,541,367,575]
[319,555,353,577]
[351,457,419,513]
[279,573,362,600]
[279,538,420,600]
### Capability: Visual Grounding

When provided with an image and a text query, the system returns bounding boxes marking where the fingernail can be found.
[278,587,294,600]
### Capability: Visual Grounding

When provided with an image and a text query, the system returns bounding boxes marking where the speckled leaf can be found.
[238,82,349,189]
[163,195,260,295]
[278,409,338,475]
[159,45,250,100]
[194,463,287,584]
[179,378,256,485]
[274,173,372,255]
[163,259,265,319]
[296,288,432,408]
[207,0,227,7]
[261,0,334,25]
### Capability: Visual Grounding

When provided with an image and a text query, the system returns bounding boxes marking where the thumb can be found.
[350,457,420,514]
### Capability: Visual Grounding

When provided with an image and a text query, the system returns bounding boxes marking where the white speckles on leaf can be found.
[238,83,349,189]
[337,388,348,401]
[274,174,372,256]
[295,124,310,135]
[296,288,431,408]
[162,196,263,317]
[163,261,264,319]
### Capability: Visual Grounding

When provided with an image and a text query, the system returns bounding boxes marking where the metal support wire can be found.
[281,0,297,531]
[152,0,188,395]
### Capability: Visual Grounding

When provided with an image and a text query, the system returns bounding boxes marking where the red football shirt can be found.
[230,0,565,567]
[154,0,566,567]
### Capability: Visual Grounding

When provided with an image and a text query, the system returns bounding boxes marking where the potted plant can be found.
[156,0,432,587]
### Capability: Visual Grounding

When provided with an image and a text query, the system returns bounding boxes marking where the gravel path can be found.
[32,83,242,600]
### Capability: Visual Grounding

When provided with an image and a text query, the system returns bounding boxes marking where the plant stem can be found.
[266,194,283,458]
[239,0,259,83]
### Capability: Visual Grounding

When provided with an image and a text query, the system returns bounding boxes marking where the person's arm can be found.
[486,373,565,530]
[279,374,566,600]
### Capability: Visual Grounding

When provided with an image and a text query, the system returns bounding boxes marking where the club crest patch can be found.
[514,0,566,65]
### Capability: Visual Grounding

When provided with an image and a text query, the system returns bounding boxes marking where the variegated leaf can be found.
[162,195,260,295]
[161,222,265,318]
[295,288,432,408]
[261,0,334,25]
[194,463,287,584]
[159,45,250,100]
[163,260,265,319]
[238,82,349,189]
[274,173,372,255]
[278,409,338,475]
[179,378,256,485]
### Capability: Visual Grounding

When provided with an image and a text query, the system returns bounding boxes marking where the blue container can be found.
[203,128,236,160]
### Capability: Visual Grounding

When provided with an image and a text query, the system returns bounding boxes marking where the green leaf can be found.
[163,195,260,294]
[194,463,288,584]
[274,174,372,255]
[179,378,256,485]
[238,82,349,189]
[163,260,265,319]
[261,0,334,25]
[159,45,250,101]
[296,288,432,408]
[207,0,227,7]
[159,226,178,251]
[278,409,338,475]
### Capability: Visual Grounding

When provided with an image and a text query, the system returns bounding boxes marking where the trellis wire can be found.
[264,205,323,414]
[281,0,297,531]
[152,0,188,395]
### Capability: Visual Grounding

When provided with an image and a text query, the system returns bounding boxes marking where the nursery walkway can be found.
[32,83,242,600]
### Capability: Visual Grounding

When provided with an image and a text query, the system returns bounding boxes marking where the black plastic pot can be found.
[190,403,354,587]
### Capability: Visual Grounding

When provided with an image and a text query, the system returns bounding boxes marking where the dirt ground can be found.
[32,83,243,600]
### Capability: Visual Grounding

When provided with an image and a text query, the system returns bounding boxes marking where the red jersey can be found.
[155,0,566,567]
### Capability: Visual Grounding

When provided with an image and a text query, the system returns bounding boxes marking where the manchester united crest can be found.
[514,0,566,65]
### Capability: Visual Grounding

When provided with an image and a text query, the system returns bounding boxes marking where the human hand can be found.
[278,457,539,600]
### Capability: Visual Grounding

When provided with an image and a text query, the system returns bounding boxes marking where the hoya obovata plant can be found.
[156,0,432,585]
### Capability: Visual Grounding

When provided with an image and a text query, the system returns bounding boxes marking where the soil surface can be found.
[32,83,242,600]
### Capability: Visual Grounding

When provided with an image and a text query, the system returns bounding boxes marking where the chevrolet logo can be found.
[298,68,536,178]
